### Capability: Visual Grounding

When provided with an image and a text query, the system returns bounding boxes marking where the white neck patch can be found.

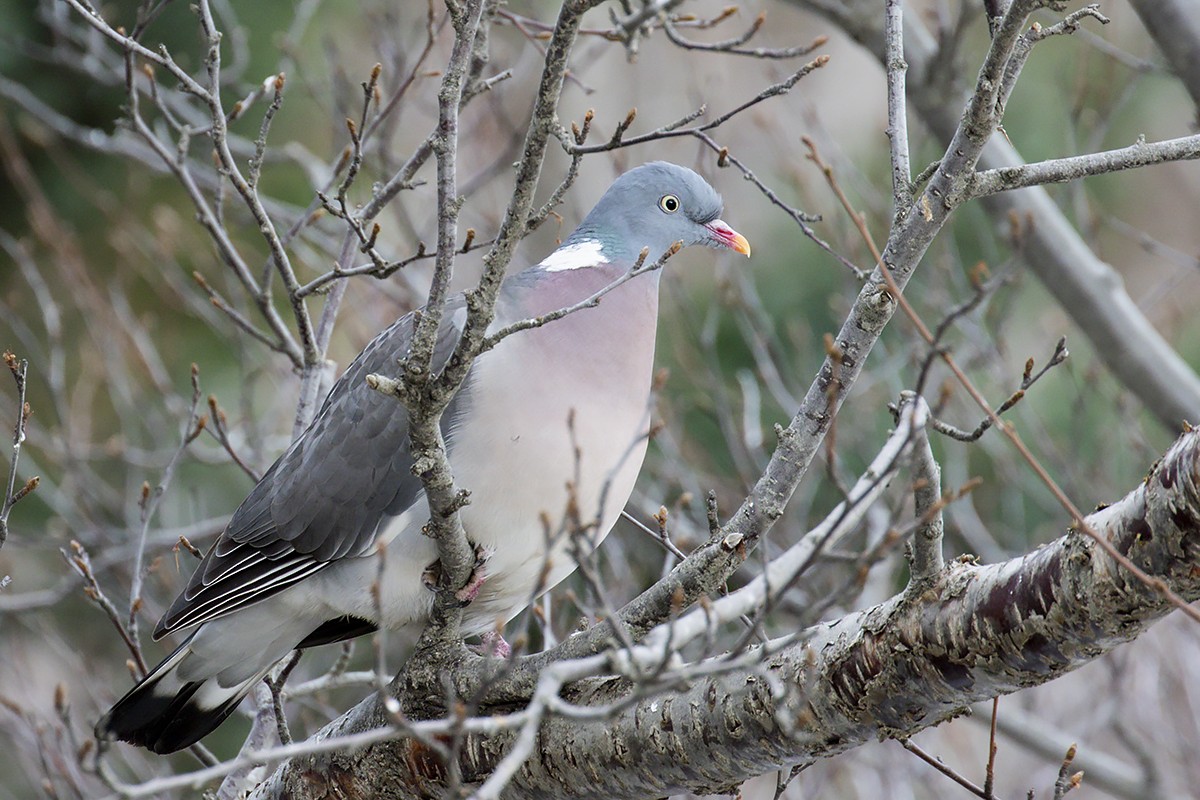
[538,239,610,272]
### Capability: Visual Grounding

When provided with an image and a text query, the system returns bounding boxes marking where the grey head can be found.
[564,161,750,265]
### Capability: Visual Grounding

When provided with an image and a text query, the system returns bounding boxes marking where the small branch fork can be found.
[661,14,827,60]
[596,1,823,61]
[558,54,830,156]
[928,338,1069,443]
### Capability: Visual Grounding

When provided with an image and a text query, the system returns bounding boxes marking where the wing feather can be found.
[169,559,326,631]
[154,301,470,639]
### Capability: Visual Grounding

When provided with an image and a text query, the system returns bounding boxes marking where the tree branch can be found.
[249,427,1200,799]
[968,133,1200,198]
[884,0,912,216]
[642,0,1057,656]
[390,0,489,623]
[0,352,35,560]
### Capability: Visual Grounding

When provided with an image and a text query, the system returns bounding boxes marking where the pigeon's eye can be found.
[659,194,680,213]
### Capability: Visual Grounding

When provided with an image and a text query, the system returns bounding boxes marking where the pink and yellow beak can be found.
[705,219,752,257]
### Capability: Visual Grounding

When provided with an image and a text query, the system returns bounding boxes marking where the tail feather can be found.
[95,636,270,754]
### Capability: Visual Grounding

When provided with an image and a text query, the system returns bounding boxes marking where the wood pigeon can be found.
[96,161,751,753]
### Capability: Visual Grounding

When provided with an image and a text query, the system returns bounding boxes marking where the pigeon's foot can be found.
[421,544,493,607]
[455,544,493,605]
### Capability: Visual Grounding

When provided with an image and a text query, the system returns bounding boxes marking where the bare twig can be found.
[564,56,830,155]
[691,132,864,279]
[480,244,678,352]
[0,352,36,558]
[905,393,945,583]
[884,0,913,216]
[968,133,1200,198]
[204,394,262,482]
[901,739,998,800]
[929,338,1069,443]
[62,541,148,676]
[662,15,827,60]
[1053,744,1083,799]
[985,697,1000,797]
[126,364,206,644]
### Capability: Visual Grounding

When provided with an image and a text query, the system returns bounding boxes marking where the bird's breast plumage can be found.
[445,263,661,626]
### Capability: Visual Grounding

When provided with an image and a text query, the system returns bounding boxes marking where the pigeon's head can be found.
[566,162,750,265]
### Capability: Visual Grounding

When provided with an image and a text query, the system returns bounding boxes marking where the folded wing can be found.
[154,300,468,639]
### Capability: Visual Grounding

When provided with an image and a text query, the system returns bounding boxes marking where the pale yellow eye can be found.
[659,194,680,213]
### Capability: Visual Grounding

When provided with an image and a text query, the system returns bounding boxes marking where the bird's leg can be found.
[421,543,493,607]
[422,546,511,657]
[454,543,493,605]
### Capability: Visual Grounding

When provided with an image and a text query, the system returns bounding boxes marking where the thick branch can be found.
[489,430,1200,797]
[252,428,1200,799]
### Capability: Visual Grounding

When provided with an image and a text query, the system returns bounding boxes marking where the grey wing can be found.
[154,299,469,639]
